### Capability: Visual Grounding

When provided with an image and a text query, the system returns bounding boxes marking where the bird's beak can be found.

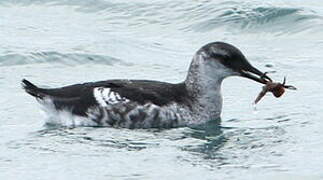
[239,65,272,85]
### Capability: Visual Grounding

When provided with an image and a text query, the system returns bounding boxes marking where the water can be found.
[1,0,323,179]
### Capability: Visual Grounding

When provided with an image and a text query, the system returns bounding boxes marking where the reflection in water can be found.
[6,116,288,174]
[10,120,227,155]
[178,118,288,169]
[30,126,159,152]
[181,119,230,165]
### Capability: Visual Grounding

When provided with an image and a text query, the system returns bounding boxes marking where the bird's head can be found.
[196,42,272,84]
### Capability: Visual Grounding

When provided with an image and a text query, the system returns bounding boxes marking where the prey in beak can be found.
[200,41,296,105]
[239,65,272,85]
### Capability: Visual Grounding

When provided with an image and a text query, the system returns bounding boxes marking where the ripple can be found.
[181,125,288,169]
[1,0,322,37]
[188,4,323,35]
[0,51,126,66]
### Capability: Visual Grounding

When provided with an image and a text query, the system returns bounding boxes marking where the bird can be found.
[22,42,272,128]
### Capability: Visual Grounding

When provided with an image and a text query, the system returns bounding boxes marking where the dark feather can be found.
[22,79,190,116]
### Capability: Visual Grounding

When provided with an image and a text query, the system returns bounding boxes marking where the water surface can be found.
[1,0,323,179]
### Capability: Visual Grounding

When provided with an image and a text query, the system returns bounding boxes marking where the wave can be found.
[0,51,127,66]
[15,0,322,35]
[188,5,323,34]
[1,0,323,36]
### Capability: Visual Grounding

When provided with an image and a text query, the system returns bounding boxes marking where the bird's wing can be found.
[22,79,185,115]
[22,79,122,99]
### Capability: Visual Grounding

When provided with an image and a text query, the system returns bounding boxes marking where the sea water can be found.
[1,0,323,179]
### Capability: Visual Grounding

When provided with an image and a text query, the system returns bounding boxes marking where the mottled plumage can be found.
[22,42,271,128]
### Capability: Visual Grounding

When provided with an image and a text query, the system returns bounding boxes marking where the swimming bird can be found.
[22,42,272,128]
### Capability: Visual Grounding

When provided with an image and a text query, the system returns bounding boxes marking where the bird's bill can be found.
[239,65,272,85]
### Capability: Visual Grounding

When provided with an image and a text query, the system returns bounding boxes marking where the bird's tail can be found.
[21,79,45,99]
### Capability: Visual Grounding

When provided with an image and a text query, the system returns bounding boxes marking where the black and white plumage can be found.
[22,42,271,128]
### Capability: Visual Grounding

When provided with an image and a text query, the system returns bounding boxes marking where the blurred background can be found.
[1,0,323,179]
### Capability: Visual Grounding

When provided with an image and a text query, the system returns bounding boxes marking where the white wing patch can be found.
[93,87,129,107]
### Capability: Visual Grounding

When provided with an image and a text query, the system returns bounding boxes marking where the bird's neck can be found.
[184,53,227,120]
